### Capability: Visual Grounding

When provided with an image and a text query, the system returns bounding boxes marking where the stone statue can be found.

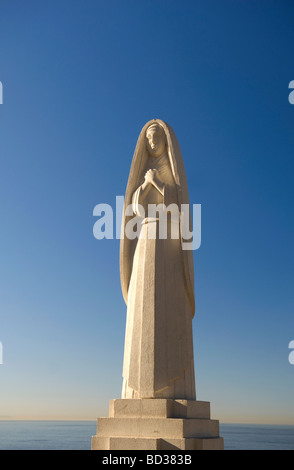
[91,119,224,451]
[120,119,196,400]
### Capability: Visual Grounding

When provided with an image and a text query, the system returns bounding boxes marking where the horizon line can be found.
[0,418,293,426]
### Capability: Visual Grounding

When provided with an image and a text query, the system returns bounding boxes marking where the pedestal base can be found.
[91,399,224,450]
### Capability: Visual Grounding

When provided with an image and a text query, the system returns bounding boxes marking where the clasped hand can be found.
[143,169,164,196]
[144,169,158,185]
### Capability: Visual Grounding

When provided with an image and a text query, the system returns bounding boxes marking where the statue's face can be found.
[146,124,166,157]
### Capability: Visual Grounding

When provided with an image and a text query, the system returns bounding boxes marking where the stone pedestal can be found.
[91,399,224,450]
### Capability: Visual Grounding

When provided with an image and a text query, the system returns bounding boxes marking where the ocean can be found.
[0,421,293,450]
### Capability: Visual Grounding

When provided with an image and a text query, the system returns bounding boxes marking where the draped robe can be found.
[120,119,196,400]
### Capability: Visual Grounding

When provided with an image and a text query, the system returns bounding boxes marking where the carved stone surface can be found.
[91,399,224,450]
[91,119,224,450]
[120,119,195,399]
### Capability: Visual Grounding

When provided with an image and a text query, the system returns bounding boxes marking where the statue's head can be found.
[145,123,166,158]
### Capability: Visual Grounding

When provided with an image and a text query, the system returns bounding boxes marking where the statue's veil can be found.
[120,119,195,316]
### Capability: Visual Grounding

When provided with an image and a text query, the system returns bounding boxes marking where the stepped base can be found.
[91,399,224,450]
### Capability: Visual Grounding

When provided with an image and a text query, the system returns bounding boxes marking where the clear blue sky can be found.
[0,0,293,423]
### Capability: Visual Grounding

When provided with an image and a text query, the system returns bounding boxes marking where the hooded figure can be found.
[120,119,196,400]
